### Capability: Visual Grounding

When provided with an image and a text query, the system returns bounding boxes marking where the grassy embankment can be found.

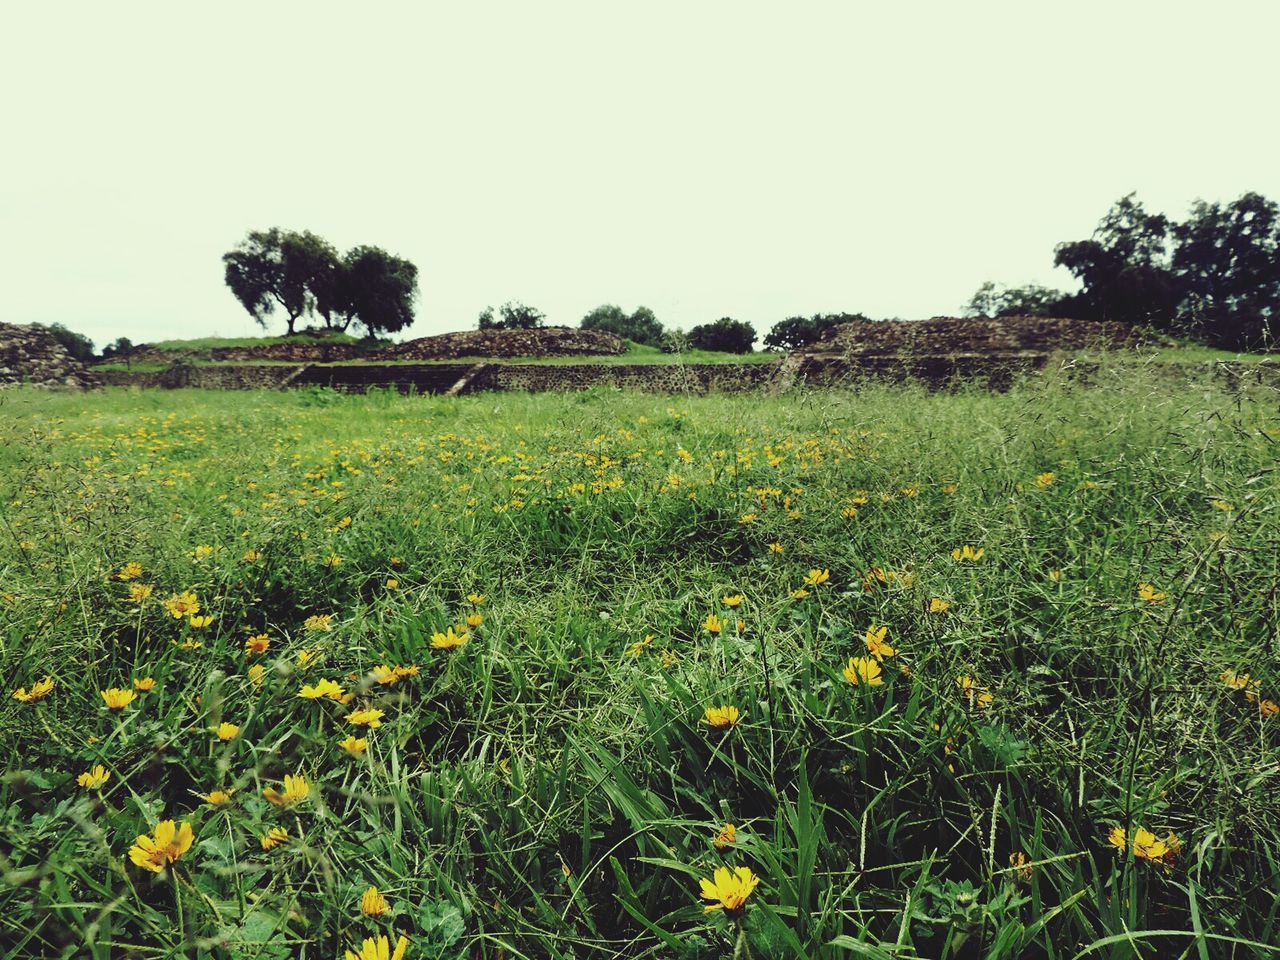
[1,368,1277,958]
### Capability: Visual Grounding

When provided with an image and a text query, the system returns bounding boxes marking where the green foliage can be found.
[580,304,665,347]
[41,323,95,362]
[336,246,419,338]
[763,313,871,351]
[0,370,1278,958]
[685,317,756,353]
[99,336,134,360]
[477,301,545,330]
[964,282,1068,319]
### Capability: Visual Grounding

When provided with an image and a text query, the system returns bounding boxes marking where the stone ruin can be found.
[0,323,99,389]
[811,315,1162,356]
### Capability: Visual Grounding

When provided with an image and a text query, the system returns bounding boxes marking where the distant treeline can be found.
[967,191,1280,351]
[59,190,1280,358]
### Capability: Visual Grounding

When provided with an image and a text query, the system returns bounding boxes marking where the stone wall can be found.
[815,316,1163,356]
[388,327,625,360]
[0,323,98,388]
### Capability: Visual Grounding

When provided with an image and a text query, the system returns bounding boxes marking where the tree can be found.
[763,312,870,351]
[686,317,756,353]
[963,282,1067,318]
[100,337,134,360]
[478,302,546,330]
[1053,194,1180,325]
[222,228,340,335]
[1171,192,1280,349]
[580,304,665,346]
[335,246,419,338]
[43,323,95,363]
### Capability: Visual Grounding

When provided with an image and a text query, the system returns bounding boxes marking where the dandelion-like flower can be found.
[951,545,984,563]
[1137,583,1167,604]
[101,687,137,711]
[431,626,468,650]
[13,676,55,703]
[956,675,994,710]
[261,826,289,851]
[245,634,270,656]
[929,598,951,614]
[803,568,830,587]
[133,676,156,692]
[698,866,760,915]
[864,625,896,659]
[702,613,723,635]
[714,823,737,849]
[701,705,741,730]
[77,765,110,790]
[263,774,310,806]
[214,722,240,741]
[164,591,200,619]
[203,789,234,805]
[339,735,368,756]
[344,935,408,960]
[128,820,194,873]
[346,708,385,728]
[360,885,389,917]
[843,656,883,686]
[115,562,143,581]
[298,678,345,701]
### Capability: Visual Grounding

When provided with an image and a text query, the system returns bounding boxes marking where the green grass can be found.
[147,330,362,350]
[1,369,1278,959]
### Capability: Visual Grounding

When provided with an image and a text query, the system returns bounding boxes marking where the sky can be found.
[3,1,1279,348]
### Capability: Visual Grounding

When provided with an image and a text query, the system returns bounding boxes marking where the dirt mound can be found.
[0,323,98,388]
[389,327,625,360]
[812,316,1163,356]
[112,340,366,366]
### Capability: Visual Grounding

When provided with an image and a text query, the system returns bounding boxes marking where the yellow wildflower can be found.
[790,588,810,600]
[714,823,737,849]
[245,634,270,656]
[956,675,994,710]
[385,578,399,589]
[843,656,883,686]
[248,664,266,686]
[929,598,951,614]
[128,583,154,603]
[203,789,234,805]
[864,625,896,659]
[701,705,741,730]
[698,866,760,915]
[13,676,55,703]
[261,826,289,851]
[803,568,830,587]
[1137,583,1167,604]
[77,765,110,790]
[133,676,156,692]
[188,615,214,629]
[339,735,368,756]
[263,774,310,806]
[1210,498,1234,512]
[346,708,385,728]
[242,549,262,562]
[101,687,136,711]
[115,562,143,581]
[303,614,333,632]
[298,678,345,701]
[768,542,784,555]
[344,935,408,960]
[703,613,723,635]
[951,545,984,562]
[163,591,200,619]
[465,612,483,628]
[431,626,469,650]
[360,885,389,917]
[214,722,239,741]
[1036,472,1055,488]
[626,635,654,657]
[128,820,194,873]
[466,593,485,605]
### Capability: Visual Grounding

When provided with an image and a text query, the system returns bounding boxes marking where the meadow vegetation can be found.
[1,369,1277,959]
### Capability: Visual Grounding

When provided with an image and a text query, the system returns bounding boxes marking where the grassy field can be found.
[1,370,1278,959]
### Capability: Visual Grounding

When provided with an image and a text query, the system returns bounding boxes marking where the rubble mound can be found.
[812,316,1163,356]
[0,323,99,388]
[389,327,625,360]
[115,340,366,366]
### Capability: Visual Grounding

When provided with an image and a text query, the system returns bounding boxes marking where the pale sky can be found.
[3,1,1278,348]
